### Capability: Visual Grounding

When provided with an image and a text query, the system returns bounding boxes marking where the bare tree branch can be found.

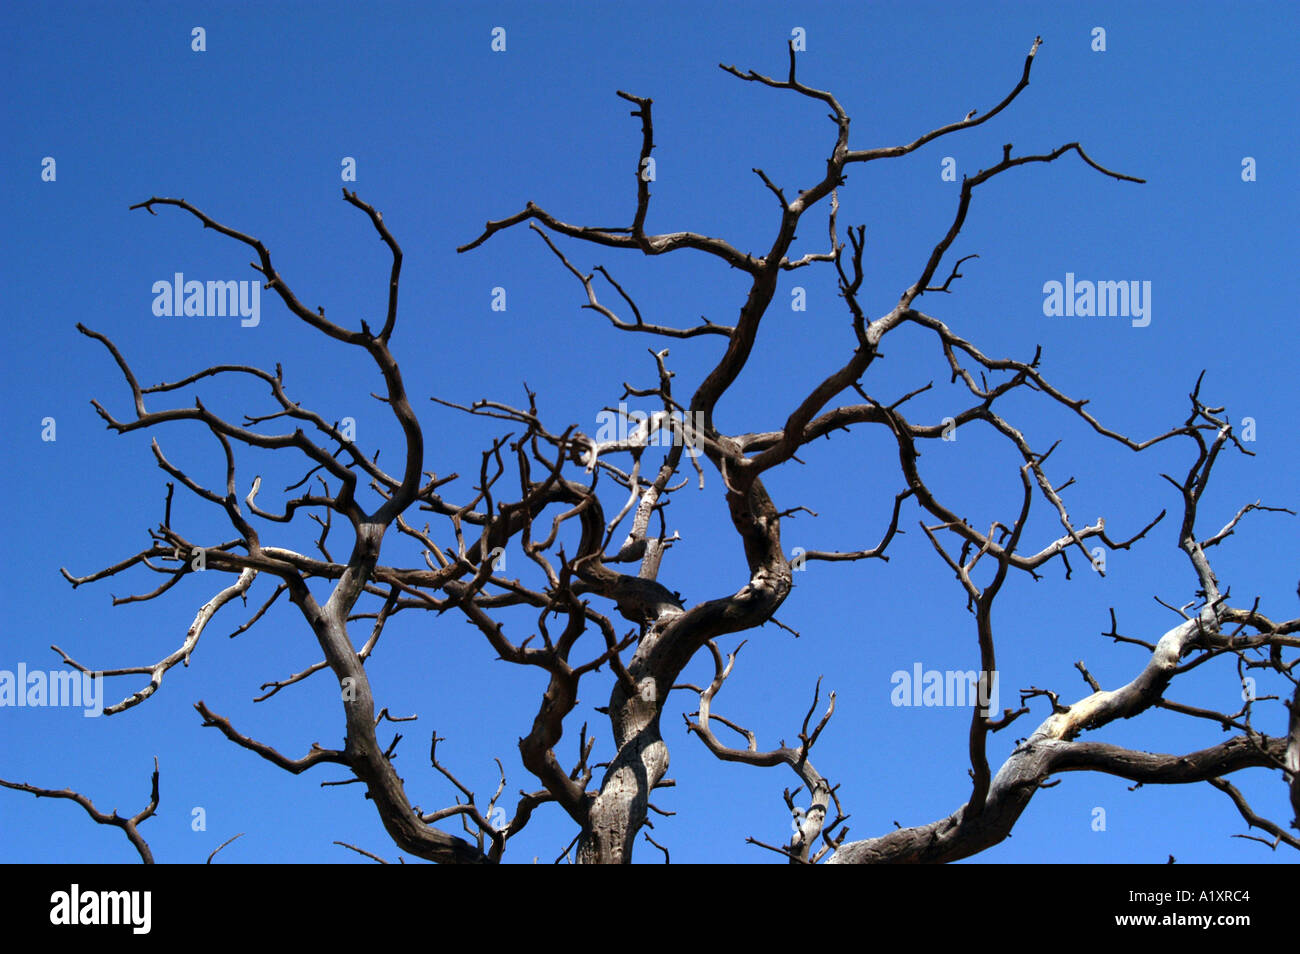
[0,759,160,863]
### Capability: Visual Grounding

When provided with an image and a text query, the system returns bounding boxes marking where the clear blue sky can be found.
[2,1,1296,863]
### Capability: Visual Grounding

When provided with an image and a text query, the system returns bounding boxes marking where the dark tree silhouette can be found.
[6,37,1297,863]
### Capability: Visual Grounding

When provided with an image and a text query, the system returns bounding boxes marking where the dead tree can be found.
[8,37,1297,863]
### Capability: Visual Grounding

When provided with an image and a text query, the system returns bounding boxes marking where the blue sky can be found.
[2,1,1296,863]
